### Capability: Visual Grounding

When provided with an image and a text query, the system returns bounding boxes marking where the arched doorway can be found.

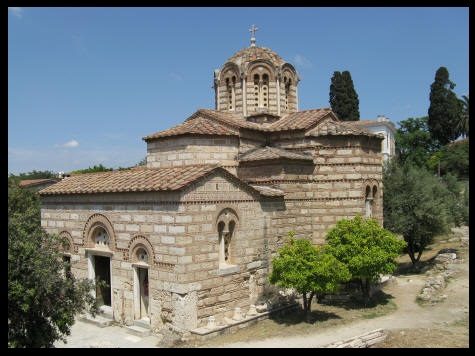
[133,247,150,321]
[86,227,112,308]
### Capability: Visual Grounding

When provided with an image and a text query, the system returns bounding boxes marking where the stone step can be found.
[79,312,114,328]
[126,324,151,337]
[134,317,151,329]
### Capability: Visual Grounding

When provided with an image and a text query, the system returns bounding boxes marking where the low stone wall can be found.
[417,249,460,303]
[325,328,387,348]
[186,303,299,342]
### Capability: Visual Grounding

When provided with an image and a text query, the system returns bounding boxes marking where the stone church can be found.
[39,29,384,338]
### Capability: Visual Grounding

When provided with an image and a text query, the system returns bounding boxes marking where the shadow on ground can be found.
[268,289,395,326]
[268,308,342,325]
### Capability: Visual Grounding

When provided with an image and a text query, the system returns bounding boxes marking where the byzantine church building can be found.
[39,28,383,337]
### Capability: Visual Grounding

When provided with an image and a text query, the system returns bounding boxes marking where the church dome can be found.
[214,25,300,117]
[226,46,286,68]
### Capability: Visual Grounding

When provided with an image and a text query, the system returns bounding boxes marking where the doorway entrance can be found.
[94,255,111,307]
[135,267,149,320]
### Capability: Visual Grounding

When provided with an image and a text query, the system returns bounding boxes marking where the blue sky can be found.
[8,7,469,175]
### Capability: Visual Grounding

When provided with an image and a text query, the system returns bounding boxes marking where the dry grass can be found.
[373,316,469,348]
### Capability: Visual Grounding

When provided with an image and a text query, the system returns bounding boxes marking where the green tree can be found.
[325,215,406,302]
[70,164,113,174]
[329,70,360,121]
[395,116,437,169]
[382,160,450,268]
[457,94,469,138]
[440,173,469,227]
[428,67,463,146]
[8,178,98,348]
[268,233,351,321]
[438,139,469,179]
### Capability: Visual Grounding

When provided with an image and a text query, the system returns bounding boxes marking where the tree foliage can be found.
[268,233,351,320]
[69,164,113,174]
[382,160,451,267]
[325,215,406,302]
[438,139,469,179]
[457,94,469,138]
[8,178,98,348]
[428,66,463,146]
[440,173,469,227]
[395,116,438,169]
[329,70,360,121]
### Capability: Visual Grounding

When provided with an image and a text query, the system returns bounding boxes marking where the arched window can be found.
[284,78,291,110]
[261,74,269,108]
[254,74,260,107]
[253,73,270,109]
[136,247,149,263]
[94,227,110,248]
[226,76,236,110]
[217,209,238,267]
[365,185,373,218]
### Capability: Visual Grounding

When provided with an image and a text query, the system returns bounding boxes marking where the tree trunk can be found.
[359,278,371,305]
[407,240,417,265]
[302,292,315,323]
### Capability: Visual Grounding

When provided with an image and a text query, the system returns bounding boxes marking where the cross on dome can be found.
[249,24,259,46]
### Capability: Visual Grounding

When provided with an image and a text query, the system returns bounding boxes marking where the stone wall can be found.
[237,134,383,244]
[41,125,384,336]
[146,136,239,169]
[41,173,282,333]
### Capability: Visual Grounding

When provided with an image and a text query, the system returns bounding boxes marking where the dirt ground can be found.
[177,227,469,348]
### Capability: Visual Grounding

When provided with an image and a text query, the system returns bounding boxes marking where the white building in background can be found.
[351,115,396,162]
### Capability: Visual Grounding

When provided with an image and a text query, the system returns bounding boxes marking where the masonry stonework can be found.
[39,35,384,339]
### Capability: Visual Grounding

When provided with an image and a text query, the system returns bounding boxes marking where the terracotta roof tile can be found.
[305,120,380,137]
[269,108,334,131]
[143,109,261,141]
[448,137,469,146]
[250,185,285,197]
[19,178,60,187]
[239,146,313,162]
[227,46,286,68]
[197,109,262,130]
[143,113,238,140]
[38,165,220,195]
[349,120,376,125]
[143,107,382,142]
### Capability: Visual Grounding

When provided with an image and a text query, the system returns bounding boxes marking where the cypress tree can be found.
[428,67,462,146]
[329,70,360,121]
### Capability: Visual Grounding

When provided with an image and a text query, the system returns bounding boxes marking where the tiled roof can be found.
[38,165,221,195]
[268,108,334,131]
[143,109,261,141]
[226,46,286,67]
[196,109,262,130]
[37,164,281,198]
[143,108,381,142]
[448,137,469,146]
[349,120,396,130]
[350,120,377,125]
[249,185,285,197]
[19,178,59,187]
[143,113,238,140]
[306,120,380,137]
[239,146,313,162]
